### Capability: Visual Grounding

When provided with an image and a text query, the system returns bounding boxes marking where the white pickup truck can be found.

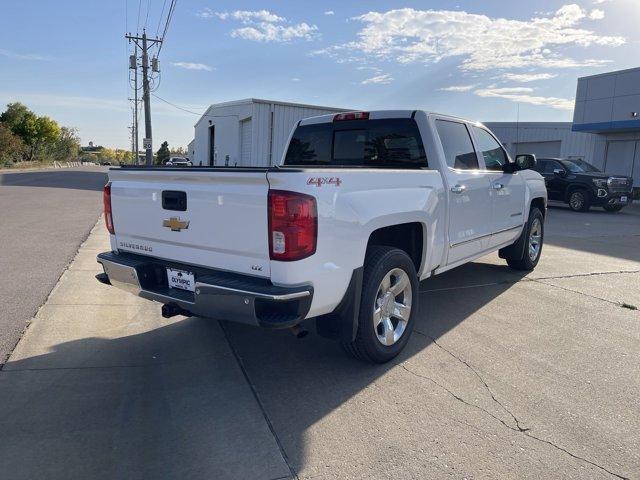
[97,110,547,363]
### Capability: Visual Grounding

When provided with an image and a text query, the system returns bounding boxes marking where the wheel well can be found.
[367,223,423,273]
[565,185,590,202]
[530,197,546,217]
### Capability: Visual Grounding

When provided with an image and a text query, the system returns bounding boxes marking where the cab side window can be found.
[471,126,508,171]
[435,120,478,170]
[544,160,563,174]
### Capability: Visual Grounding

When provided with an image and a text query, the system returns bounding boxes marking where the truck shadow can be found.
[0,261,526,479]
[0,260,525,479]
[0,170,108,191]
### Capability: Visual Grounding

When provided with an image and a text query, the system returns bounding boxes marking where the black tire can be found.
[568,189,590,212]
[342,246,419,364]
[504,207,544,271]
[603,205,623,213]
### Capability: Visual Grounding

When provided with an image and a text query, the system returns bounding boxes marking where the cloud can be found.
[0,48,51,61]
[291,77,301,82]
[171,62,213,71]
[204,9,318,43]
[589,9,605,19]
[212,10,285,24]
[475,87,574,110]
[231,23,318,42]
[361,73,393,85]
[502,72,558,82]
[317,4,624,71]
[324,11,335,16]
[439,85,476,92]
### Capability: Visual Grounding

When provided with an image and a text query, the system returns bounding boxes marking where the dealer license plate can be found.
[167,268,195,292]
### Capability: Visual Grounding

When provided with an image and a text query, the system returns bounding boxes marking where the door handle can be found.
[450,184,466,194]
[492,183,504,190]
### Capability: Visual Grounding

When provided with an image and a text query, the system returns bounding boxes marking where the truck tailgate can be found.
[108,168,271,278]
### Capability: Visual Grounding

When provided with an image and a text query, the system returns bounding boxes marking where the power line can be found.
[144,0,151,30]
[156,0,177,58]
[136,0,142,32]
[152,94,240,119]
[155,0,168,38]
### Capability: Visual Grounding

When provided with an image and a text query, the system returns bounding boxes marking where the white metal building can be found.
[190,99,347,167]
[484,122,597,163]
[189,69,640,187]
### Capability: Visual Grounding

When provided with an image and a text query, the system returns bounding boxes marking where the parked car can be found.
[165,157,192,167]
[97,111,547,363]
[533,157,633,212]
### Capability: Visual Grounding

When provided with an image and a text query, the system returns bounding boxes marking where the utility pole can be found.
[126,30,162,166]
[141,32,152,166]
[133,43,139,165]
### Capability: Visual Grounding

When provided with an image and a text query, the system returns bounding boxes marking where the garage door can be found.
[240,118,252,166]
[513,141,562,158]
[605,140,636,179]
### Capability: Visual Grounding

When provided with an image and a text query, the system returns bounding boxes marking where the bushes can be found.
[0,102,80,164]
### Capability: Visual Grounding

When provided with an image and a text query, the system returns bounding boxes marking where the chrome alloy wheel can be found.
[373,268,412,346]
[528,218,542,262]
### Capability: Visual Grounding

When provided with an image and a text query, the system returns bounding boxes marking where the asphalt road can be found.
[0,167,108,363]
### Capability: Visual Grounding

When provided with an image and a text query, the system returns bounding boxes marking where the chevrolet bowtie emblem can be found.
[163,217,190,232]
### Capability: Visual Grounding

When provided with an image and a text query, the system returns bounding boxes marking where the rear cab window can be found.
[434,120,478,170]
[284,118,428,168]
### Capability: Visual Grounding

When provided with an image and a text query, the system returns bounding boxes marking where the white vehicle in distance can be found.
[97,110,547,363]
[165,157,192,167]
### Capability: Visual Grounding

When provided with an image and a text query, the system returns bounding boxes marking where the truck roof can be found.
[298,110,481,126]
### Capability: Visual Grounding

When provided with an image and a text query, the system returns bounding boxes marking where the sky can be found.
[1,0,638,150]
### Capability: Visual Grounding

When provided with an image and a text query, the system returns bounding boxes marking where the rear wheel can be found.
[342,246,418,363]
[568,190,590,212]
[504,208,544,271]
[603,205,623,212]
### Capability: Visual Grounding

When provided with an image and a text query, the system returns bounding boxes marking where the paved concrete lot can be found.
[0,167,108,363]
[0,204,638,479]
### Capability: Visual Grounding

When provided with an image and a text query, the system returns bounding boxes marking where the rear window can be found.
[284,118,428,168]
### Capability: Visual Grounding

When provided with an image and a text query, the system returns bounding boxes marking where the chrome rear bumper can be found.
[97,251,312,328]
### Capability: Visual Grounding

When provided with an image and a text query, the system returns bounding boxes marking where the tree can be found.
[0,102,30,131]
[0,122,25,164]
[156,141,170,165]
[0,103,61,160]
[30,116,61,160]
[47,126,81,161]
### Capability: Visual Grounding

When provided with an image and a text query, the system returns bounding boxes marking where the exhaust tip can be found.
[161,303,192,319]
[95,272,111,285]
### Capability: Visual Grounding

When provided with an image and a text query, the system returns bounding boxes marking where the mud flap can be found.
[315,267,363,342]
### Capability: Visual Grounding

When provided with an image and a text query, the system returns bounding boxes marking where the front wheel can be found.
[342,246,418,363]
[504,207,544,271]
[568,190,590,212]
[603,205,624,213]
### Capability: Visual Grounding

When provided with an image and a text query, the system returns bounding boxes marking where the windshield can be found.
[560,159,600,173]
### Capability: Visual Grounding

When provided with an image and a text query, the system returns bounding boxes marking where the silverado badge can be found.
[163,217,190,232]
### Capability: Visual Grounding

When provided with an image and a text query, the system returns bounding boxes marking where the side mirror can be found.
[553,168,566,177]
[515,154,537,171]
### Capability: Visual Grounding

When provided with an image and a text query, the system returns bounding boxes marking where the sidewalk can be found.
[0,218,292,480]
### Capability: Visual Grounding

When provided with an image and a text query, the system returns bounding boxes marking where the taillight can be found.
[268,190,317,261]
[334,111,369,122]
[103,183,115,234]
